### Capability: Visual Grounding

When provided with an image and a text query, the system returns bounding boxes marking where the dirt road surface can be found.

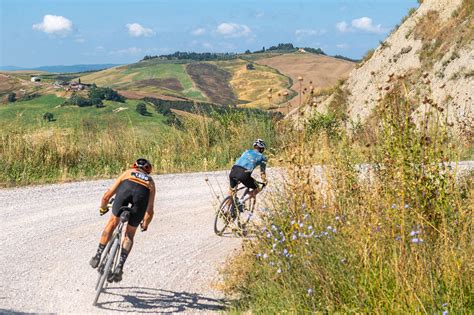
[0,170,246,314]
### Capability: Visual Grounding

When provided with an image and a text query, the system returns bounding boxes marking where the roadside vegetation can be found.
[221,82,473,313]
[0,94,276,186]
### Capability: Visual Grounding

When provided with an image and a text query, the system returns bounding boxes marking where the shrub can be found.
[136,102,152,116]
[42,112,54,122]
[7,92,16,103]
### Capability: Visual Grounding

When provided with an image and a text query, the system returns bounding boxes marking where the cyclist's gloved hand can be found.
[99,207,109,216]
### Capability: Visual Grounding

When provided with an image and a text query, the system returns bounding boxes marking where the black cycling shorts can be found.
[229,165,258,190]
[112,179,150,227]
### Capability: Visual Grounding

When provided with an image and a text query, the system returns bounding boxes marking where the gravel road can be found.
[1,162,471,313]
[0,170,246,314]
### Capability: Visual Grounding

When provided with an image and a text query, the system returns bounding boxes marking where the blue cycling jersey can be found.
[235,149,267,173]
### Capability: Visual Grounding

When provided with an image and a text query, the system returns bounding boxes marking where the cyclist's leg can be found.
[229,165,240,196]
[239,173,259,199]
[90,189,130,268]
[112,186,149,280]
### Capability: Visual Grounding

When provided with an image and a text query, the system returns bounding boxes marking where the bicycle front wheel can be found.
[214,196,233,236]
[93,237,119,306]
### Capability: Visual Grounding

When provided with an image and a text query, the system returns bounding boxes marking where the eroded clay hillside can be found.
[310,0,473,138]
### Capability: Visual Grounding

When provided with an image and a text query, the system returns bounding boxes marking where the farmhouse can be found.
[30,77,41,82]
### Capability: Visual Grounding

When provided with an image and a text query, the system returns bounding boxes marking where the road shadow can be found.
[96,287,228,313]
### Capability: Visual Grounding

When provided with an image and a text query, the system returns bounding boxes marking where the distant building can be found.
[298,48,307,53]
[31,77,41,82]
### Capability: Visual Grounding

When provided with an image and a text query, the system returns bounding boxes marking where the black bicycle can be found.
[214,181,265,236]
[93,206,131,306]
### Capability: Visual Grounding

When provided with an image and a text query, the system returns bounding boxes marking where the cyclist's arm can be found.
[100,171,127,208]
[142,179,156,229]
[259,156,268,177]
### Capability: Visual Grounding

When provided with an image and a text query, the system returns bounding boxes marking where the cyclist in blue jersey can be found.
[229,139,268,201]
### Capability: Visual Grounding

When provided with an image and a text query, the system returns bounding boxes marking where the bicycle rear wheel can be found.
[93,237,119,306]
[214,196,233,236]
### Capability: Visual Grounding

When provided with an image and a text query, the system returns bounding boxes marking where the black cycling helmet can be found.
[253,138,266,152]
[133,158,152,174]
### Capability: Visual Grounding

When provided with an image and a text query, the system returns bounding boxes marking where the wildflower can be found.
[303,213,309,220]
[292,234,297,241]
[299,222,304,228]
[263,253,268,259]
[269,261,274,266]
[277,268,282,274]
[323,231,329,236]
[391,204,397,209]
[256,253,262,258]
[411,238,424,244]
[335,216,340,221]
[332,228,337,233]
[271,224,277,231]
[308,225,313,230]
[442,311,448,315]
[404,203,410,209]
[272,243,277,249]
[290,220,296,225]
[327,225,332,230]
[307,288,313,295]
[395,235,401,241]
[302,203,307,210]
[409,230,420,236]
[442,303,448,308]
[266,232,271,238]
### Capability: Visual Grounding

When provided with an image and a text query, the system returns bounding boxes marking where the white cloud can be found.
[216,22,252,38]
[110,47,142,55]
[191,27,206,36]
[351,17,387,34]
[336,43,349,49]
[33,15,73,36]
[295,29,326,39]
[255,12,265,18]
[336,21,350,33]
[336,17,388,34]
[126,23,154,37]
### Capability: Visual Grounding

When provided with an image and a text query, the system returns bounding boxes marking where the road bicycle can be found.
[93,206,131,306]
[214,181,265,236]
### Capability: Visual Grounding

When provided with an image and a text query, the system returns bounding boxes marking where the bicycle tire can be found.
[94,238,114,290]
[214,196,233,236]
[93,237,119,306]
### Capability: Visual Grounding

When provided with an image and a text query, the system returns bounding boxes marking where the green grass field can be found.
[0,94,169,134]
[80,63,206,101]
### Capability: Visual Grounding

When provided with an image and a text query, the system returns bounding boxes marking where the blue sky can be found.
[0,0,418,67]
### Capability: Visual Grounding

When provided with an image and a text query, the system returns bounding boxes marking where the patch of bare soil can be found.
[186,63,237,106]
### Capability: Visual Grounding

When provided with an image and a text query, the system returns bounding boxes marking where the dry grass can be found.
[223,82,473,313]
[256,53,355,110]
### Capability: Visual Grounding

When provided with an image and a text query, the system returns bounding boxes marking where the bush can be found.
[136,102,152,116]
[306,112,340,139]
[89,87,125,102]
[42,112,55,122]
[7,93,16,103]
